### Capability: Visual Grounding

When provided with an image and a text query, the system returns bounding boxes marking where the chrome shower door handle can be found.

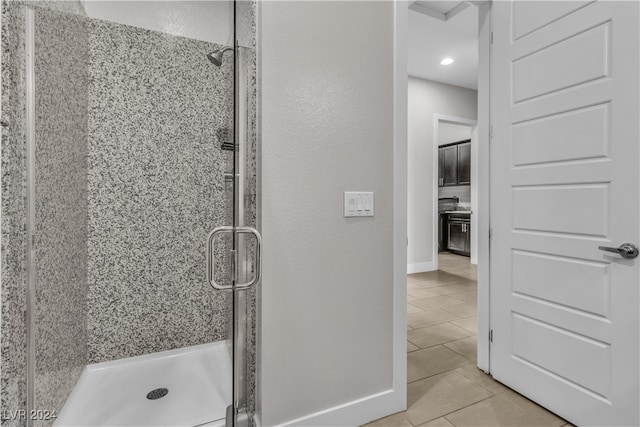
[234,227,262,291]
[207,226,234,290]
[598,243,639,259]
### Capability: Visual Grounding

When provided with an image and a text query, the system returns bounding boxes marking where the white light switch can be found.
[344,192,374,217]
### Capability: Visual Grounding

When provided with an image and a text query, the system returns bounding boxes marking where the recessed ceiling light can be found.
[440,57,454,65]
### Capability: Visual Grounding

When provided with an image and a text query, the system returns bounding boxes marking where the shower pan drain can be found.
[146,388,169,400]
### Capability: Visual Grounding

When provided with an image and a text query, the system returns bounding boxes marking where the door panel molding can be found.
[489,1,639,425]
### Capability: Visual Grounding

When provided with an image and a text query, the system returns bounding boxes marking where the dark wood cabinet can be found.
[438,139,471,187]
[441,145,458,186]
[438,149,444,187]
[457,142,471,185]
[447,219,470,256]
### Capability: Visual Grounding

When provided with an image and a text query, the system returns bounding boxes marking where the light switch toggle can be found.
[344,192,374,217]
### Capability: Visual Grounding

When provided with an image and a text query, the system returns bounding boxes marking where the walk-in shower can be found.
[0,1,259,426]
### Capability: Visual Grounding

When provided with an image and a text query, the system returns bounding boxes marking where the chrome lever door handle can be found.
[235,226,262,290]
[598,243,639,259]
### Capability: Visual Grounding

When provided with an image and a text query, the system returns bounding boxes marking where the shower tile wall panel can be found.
[86,19,234,363]
[33,9,89,425]
[1,2,87,425]
[1,4,29,424]
[17,0,85,15]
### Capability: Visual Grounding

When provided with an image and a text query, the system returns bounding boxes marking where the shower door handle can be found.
[234,227,262,291]
[207,226,234,290]
[207,226,262,291]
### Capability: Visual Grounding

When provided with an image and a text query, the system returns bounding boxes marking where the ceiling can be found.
[408,1,479,90]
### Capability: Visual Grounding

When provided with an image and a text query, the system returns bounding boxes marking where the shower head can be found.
[206,47,234,66]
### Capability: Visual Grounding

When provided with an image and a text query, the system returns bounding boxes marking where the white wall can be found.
[438,122,472,146]
[259,1,398,425]
[408,78,477,272]
[84,1,232,44]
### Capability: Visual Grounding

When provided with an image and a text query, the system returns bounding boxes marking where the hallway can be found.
[366,253,573,427]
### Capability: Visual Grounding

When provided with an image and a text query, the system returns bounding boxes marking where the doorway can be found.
[433,115,477,271]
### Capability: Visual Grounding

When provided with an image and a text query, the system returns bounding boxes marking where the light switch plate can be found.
[344,192,374,217]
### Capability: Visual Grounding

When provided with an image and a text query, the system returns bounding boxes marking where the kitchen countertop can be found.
[443,210,472,214]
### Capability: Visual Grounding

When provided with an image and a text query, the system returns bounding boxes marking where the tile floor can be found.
[364,252,573,427]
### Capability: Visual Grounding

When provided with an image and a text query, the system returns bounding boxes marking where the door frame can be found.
[475,0,491,374]
[432,114,477,272]
[398,1,492,375]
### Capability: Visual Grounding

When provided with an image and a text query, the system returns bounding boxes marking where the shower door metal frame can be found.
[207,3,261,424]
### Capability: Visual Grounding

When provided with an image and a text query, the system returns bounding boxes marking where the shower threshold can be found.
[55,341,232,427]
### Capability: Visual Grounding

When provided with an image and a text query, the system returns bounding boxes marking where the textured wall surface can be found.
[33,8,89,424]
[260,2,395,425]
[86,18,234,362]
[1,3,29,424]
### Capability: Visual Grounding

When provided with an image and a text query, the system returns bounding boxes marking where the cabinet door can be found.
[447,222,466,252]
[438,148,445,187]
[442,145,458,186]
[463,222,471,254]
[457,142,471,185]
[438,214,448,251]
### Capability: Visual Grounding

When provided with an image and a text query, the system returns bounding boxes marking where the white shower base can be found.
[55,341,232,427]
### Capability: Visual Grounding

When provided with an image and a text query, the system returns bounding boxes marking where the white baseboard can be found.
[407,261,435,274]
[276,388,405,427]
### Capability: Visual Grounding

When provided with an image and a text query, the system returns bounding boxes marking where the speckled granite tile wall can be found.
[1,3,88,426]
[86,18,235,362]
[18,0,85,15]
[33,8,88,426]
[1,3,29,425]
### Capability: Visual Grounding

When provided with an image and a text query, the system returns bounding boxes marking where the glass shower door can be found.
[209,2,261,425]
[7,1,257,426]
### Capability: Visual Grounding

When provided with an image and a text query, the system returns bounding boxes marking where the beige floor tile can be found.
[408,275,427,284]
[408,341,420,352]
[440,282,477,294]
[407,303,423,314]
[453,365,510,395]
[410,295,466,310]
[455,271,479,281]
[451,316,477,333]
[408,281,430,292]
[451,290,477,302]
[407,308,461,329]
[407,345,469,383]
[443,336,477,363]
[407,370,493,426]
[409,270,468,285]
[438,263,475,272]
[409,286,461,299]
[417,417,454,427]
[407,323,473,349]
[408,324,414,331]
[413,279,460,289]
[362,411,413,427]
[444,390,567,427]
[407,294,418,302]
[441,302,477,317]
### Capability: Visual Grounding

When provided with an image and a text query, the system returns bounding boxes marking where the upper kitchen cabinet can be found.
[441,144,458,186]
[438,140,471,187]
[457,141,471,185]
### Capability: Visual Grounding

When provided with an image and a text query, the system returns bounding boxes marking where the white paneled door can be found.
[490,1,639,426]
